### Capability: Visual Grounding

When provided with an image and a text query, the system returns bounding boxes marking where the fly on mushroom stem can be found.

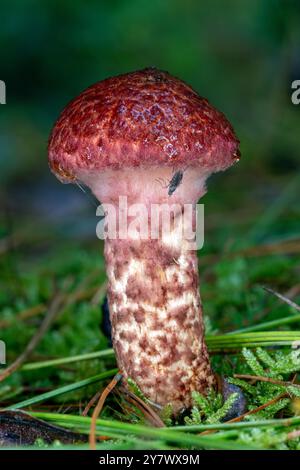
[156,168,185,196]
[48,67,241,415]
[168,170,184,196]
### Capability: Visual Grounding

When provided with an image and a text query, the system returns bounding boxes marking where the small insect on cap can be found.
[48,67,240,183]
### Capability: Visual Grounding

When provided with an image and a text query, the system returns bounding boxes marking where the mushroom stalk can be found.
[80,164,218,412]
[48,67,240,416]
[79,167,215,413]
[101,194,215,412]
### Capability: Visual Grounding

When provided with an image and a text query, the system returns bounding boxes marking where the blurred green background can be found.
[1,0,299,214]
[0,0,300,381]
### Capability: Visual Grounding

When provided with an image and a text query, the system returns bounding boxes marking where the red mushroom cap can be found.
[48,68,240,183]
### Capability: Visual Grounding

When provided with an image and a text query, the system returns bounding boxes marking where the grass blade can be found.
[30,412,263,450]
[8,369,118,410]
[22,349,114,371]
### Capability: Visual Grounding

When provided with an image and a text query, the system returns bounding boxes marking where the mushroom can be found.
[48,68,240,414]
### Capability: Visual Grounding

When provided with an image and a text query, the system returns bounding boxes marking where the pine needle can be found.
[121,387,165,428]
[263,286,300,313]
[89,371,123,450]
[234,374,300,389]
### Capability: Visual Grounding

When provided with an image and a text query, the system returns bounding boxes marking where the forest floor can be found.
[1,172,300,450]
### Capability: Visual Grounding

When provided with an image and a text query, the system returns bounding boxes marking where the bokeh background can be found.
[1,0,300,222]
[0,0,300,392]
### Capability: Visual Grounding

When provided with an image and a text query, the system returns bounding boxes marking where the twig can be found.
[120,387,165,428]
[0,304,46,329]
[0,284,100,331]
[230,373,297,425]
[91,280,108,306]
[228,392,288,424]
[228,373,297,425]
[65,269,101,306]
[286,284,300,299]
[0,288,66,382]
[199,392,288,436]
[89,371,123,450]
[200,376,297,436]
[201,238,300,264]
[245,284,300,327]
[263,286,300,313]
[65,285,99,306]
[233,374,300,389]
[82,390,102,416]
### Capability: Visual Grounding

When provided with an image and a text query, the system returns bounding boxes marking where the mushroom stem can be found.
[48,68,240,415]
[104,204,215,413]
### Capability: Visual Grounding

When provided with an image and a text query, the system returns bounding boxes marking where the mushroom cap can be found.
[48,68,240,183]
